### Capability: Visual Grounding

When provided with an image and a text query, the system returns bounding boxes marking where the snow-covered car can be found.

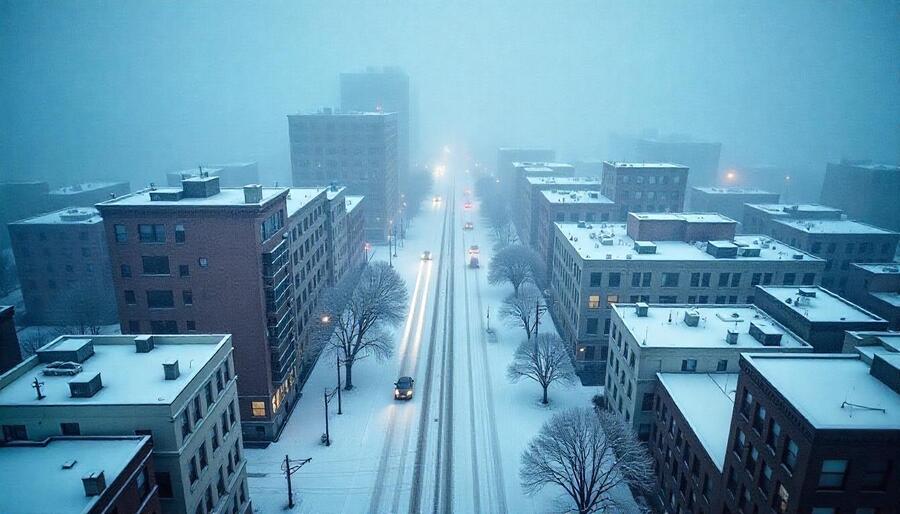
[421,250,432,260]
[42,361,84,376]
[463,221,474,230]
[394,376,414,400]
[432,195,442,204]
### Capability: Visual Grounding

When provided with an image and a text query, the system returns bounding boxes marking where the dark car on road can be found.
[394,376,414,400]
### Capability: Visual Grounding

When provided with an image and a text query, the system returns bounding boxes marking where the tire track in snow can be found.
[461,227,482,514]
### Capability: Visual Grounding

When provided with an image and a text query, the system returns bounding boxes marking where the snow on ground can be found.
[245,171,639,513]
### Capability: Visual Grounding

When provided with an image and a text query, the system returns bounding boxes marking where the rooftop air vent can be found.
[635,303,649,317]
[706,241,738,259]
[797,289,817,298]
[577,221,587,228]
[725,329,739,345]
[683,309,700,327]
[134,335,154,353]
[634,241,657,254]
[163,360,180,380]
[600,237,614,246]
[69,372,102,398]
[243,184,263,204]
[37,339,94,364]
[149,190,183,202]
[749,321,783,346]
[738,246,761,257]
[82,471,106,497]
[791,253,804,260]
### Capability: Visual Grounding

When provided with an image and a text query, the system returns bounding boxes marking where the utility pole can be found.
[323,388,331,446]
[282,455,311,509]
[336,353,343,415]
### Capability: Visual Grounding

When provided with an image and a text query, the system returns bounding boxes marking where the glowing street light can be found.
[725,170,737,181]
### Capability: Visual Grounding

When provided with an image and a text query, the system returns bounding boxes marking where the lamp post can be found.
[364,243,371,264]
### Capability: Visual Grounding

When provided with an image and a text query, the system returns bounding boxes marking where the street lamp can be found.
[364,242,371,264]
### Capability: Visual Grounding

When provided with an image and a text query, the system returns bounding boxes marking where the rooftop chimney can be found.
[163,360,180,380]
[134,335,154,353]
[725,329,739,345]
[635,303,649,317]
[243,184,263,204]
[181,175,220,199]
[82,471,106,496]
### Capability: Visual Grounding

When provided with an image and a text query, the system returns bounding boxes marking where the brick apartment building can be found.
[0,334,249,514]
[720,352,899,513]
[346,195,366,270]
[0,435,161,514]
[48,182,131,210]
[689,187,779,225]
[288,109,398,242]
[8,207,118,325]
[600,162,689,220]
[514,175,601,247]
[548,214,824,380]
[845,264,900,329]
[753,285,889,353]
[96,176,332,441]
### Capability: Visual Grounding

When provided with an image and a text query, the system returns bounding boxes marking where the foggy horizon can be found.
[2,1,898,191]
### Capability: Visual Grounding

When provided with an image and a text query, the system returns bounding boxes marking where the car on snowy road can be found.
[421,250,432,260]
[394,376,414,400]
[463,221,474,230]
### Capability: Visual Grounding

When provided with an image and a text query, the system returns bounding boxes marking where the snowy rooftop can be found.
[774,218,896,235]
[0,436,148,514]
[692,187,776,195]
[853,263,900,275]
[512,161,573,169]
[49,182,126,195]
[98,186,286,207]
[746,354,900,429]
[290,109,393,117]
[555,222,818,262]
[839,162,900,172]
[0,335,229,406]
[745,203,843,216]
[872,293,900,307]
[657,373,737,470]
[12,207,102,225]
[613,304,809,349]
[757,286,885,323]
[604,161,687,170]
[630,212,736,224]
[345,195,364,213]
[526,176,602,186]
[540,190,612,204]
[325,186,347,200]
[286,187,326,217]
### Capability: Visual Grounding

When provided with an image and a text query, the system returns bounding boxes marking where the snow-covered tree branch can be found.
[507,333,575,404]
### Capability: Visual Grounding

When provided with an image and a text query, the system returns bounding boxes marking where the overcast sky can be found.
[1,1,897,187]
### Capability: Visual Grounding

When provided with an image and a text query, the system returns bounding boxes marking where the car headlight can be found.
[406,391,412,397]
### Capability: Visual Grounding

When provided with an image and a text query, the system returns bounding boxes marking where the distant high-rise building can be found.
[47,182,130,211]
[288,109,398,242]
[635,135,721,188]
[97,177,333,442]
[690,187,780,226]
[821,160,900,231]
[8,207,118,326]
[600,162,689,220]
[341,67,410,187]
[496,148,556,192]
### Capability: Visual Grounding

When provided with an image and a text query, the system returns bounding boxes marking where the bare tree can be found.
[521,408,655,514]
[19,327,68,357]
[57,281,110,335]
[499,284,542,340]
[507,333,576,404]
[488,244,545,296]
[322,261,408,389]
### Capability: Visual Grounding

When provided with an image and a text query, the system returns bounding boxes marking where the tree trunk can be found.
[542,384,549,404]
[344,361,354,390]
[513,282,520,296]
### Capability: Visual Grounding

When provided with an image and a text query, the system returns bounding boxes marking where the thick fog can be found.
[1,1,898,189]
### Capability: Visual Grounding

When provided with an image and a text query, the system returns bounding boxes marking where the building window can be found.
[861,460,890,491]
[199,257,209,268]
[141,255,170,275]
[183,290,193,305]
[718,272,730,287]
[150,320,178,334]
[155,472,174,498]
[641,393,654,411]
[1,425,27,441]
[606,294,618,305]
[124,290,137,305]
[586,318,598,334]
[753,404,767,433]
[199,442,208,469]
[60,422,80,435]
[188,457,199,484]
[587,295,600,309]
[662,272,679,287]
[147,290,175,309]
[782,273,796,285]
[766,418,781,450]
[186,320,196,331]
[604,318,611,335]
[114,224,127,242]
[590,272,602,287]
[658,295,677,304]
[136,465,151,499]
[774,482,789,513]
[783,438,799,472]
[251,401,266,417]
[730,272,741,287]
[121,264,132,278]
[817,459,848,489]
[740,389,753,418]
[716,359,728,372]
[608,272,621,287]
[138,224,166,243]
[175,224,186,243]
[681,359,697,372]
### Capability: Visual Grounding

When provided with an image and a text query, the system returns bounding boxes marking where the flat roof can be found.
[286,187,326,217]
[773,218,896,235]
[604,161,688,170]
[12,207,102,225]
[325,186,346,200]
[872,292,900,308]
[657,373,737,470]
[746,354,900,429]
[526,176,602,186]
[0,335,229,406]
[0,436,147,514]
[555,222,819,262]
[345,195,364,213]
[614,304,809,349]
[97,186,286,208]
[745,203,843,215]
[757,286,886,323]
[540,190,612,204]
[49,182,127,195]
[631,212,736,223]
[853,263,900,274]
[835,162,899,172]
[692,187,776,195]
[289,110,393,117]
[513,161,574,169]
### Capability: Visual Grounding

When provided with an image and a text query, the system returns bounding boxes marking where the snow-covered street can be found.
[246,168,637,513]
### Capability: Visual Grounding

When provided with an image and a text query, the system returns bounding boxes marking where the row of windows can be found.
[806,240,893,256]
[124,289,193,308]
[120,255,209,278]
[585,271,815,290]
[13,230,94,242]
[16,246,96,258]
[114,223,186,244]
[616,174,683,185]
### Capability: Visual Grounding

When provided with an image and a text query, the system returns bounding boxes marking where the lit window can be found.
[251,401,266,418]
[587,295,600,309]
[606,294,618,305]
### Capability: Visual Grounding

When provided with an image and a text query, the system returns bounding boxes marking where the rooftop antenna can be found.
[32,377,46,400]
